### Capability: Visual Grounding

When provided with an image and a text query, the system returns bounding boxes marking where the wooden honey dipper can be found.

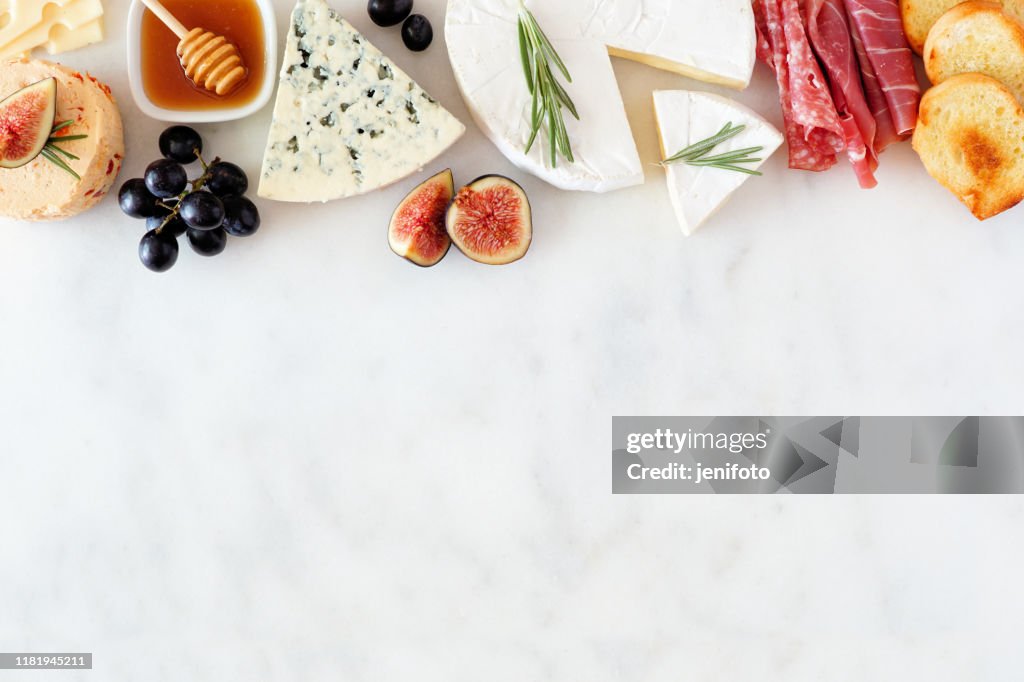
[141,0,248,96]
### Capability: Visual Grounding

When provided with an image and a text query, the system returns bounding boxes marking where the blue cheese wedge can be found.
[258,0,465,202]
[653,91,783,235]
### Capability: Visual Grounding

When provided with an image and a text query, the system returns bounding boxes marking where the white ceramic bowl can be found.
[126,0,277,123]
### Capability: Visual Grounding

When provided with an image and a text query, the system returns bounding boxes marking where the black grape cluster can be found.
[118,126,261,273]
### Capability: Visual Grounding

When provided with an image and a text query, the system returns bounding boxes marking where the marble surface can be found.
[2,0,1024,679]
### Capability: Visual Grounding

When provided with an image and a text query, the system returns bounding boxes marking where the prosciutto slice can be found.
[807,0,878,188]
[842,0,921,135]
[754,0,845,171]
[846,5,903,153]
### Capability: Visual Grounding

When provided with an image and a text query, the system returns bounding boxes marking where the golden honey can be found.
[141,0,265,110]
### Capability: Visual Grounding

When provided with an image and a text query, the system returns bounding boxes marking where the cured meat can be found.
[846,6,903,153]
[754,1,773,65]
[780,0,847,160]
[754,0,845,172]
[842,0,921,135]
[807,0,878,188]
[754,0,833,170]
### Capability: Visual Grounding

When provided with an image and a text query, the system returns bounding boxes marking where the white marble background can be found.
[2,0,1023,679]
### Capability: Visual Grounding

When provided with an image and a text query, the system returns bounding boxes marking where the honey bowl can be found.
[126,0,277,122]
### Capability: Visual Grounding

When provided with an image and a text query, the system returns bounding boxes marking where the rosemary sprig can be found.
[661,122,765,176]
[517,1,578,167]
[42,119,86,180]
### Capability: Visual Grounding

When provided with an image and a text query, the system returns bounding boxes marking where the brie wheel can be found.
[445,0,757,193]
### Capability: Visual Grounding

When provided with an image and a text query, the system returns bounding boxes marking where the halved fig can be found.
[0,78,57,170]
[446,175,532,265]
[388,168,455,267]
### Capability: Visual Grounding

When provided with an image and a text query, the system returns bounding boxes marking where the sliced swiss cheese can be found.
[653,91,782,236]
[445,0,757,193]
[258,0,465,203]
[44,16,104,56]
[0,0,104,59]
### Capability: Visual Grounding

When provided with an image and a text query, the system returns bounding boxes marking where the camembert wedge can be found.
[653,91,782,236]
[258,0,465,203]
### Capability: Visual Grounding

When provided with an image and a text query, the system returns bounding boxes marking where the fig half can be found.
[0,78,57,170]
[446,175,532,265]
[388,168,454,267]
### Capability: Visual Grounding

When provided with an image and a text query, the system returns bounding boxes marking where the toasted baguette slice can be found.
[901,0,1024,53]
[925,1,1024,103]
[913,73,1024,220]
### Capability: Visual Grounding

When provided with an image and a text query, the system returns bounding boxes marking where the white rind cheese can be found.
[445,0,756,193]
[581,1,756,88]
[258,0,465,203]
[653,91,783,236]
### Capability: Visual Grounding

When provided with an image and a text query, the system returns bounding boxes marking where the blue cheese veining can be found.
[258,0,465,202]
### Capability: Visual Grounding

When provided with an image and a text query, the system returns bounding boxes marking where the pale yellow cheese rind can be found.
[607,47,749,90]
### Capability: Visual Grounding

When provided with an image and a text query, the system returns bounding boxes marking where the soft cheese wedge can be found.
[445,0,756,193]
[653,91,782,236]
[258,0,465,203]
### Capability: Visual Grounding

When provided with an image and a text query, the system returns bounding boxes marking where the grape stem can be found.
[154,156,221,235]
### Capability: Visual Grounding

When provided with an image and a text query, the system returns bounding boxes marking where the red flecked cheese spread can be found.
[0,58,124,221]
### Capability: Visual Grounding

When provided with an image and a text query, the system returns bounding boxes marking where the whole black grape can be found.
[402,14,433,51]
[159,126,203,164]
[179,191,225,230]
[118,179,160,219]
[205,162,249,197]
[187,227,228,257]
[221,195,261,237]
[145,159,188,199]
[139,230,179,272]
[368,0,413,26]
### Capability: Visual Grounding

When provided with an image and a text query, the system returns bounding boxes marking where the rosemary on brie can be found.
[517,1,578,168]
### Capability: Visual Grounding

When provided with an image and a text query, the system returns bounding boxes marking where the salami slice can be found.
[754,0,845,172]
